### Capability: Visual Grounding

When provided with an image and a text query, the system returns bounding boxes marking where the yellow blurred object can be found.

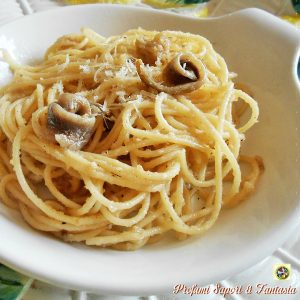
[65,0,140,4]
[143,0,191,8]
[282,15,300,28]
[194,6,208,17]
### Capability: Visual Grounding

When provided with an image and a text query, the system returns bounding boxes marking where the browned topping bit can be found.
[136,53,206,95]
[47,93,96,150]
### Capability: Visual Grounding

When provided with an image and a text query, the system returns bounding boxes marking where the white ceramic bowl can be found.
[0,4,300,295]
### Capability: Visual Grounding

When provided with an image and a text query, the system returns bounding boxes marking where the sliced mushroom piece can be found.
[164,54,200,84]
[136,53,206,95]
[47,93,96,150]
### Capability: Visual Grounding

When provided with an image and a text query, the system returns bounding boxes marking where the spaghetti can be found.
[0,28,263,250]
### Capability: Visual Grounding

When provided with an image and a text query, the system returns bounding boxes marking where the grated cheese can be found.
[53,80,64,94]
[125,59,136,74]
[135,94,143,103]
[102,100,109,113]
[116,91,127,103]
[73,93,87,102]
[79,64,91,74]
[93,62,110,82]
[104,70,113,77]
[59,54,70,72]
[116,66,128,79]
[155,52,163,67]
[131,95,143,118]
[97,100,109,114]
